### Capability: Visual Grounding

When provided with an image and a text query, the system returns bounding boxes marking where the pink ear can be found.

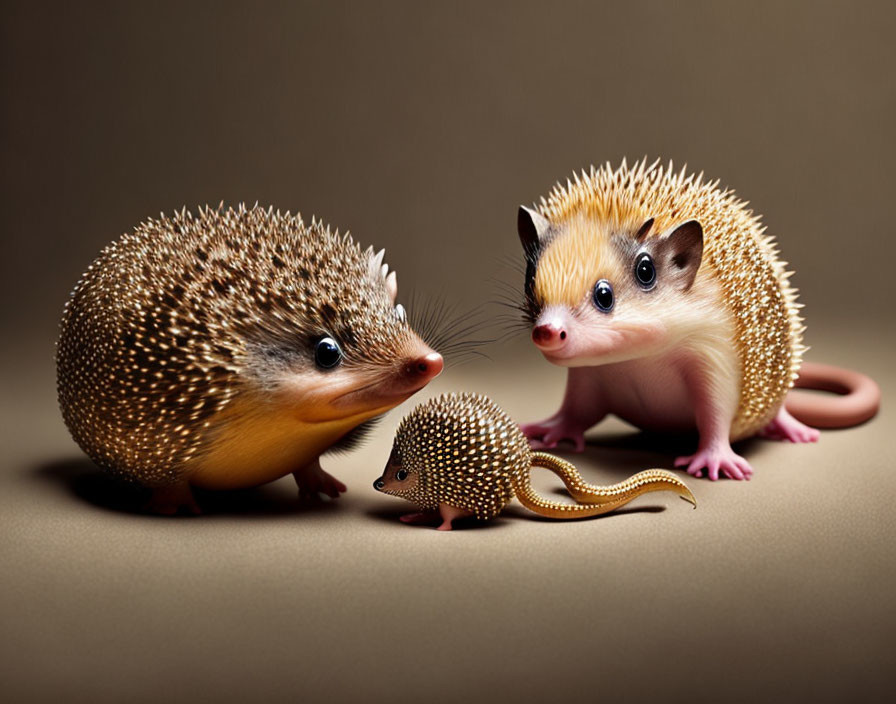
[658,220,703,291]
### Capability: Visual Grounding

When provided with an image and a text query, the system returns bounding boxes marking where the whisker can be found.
[405,288,497,365]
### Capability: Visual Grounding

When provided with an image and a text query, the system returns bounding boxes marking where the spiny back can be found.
[57,204,409,485]
[535,159,805,437]
[393,392,531,518]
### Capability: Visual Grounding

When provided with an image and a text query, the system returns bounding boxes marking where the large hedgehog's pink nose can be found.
[532,324,566,351]
[405,352,443,381]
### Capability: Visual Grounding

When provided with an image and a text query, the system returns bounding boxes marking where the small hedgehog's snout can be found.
[373,478,385,491]
[404,352,444,381]
[532,323,567,351]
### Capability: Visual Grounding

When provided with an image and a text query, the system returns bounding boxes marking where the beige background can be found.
[1,2,894,702]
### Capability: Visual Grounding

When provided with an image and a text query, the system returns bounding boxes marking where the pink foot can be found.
[399,504,473,531]
[674,444,753,481]
[293,460,347,500]
[436,503,474,531]
[520,416,586,452]
[759,407,820,443]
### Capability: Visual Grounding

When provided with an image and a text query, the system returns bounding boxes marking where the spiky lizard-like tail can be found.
[511,452,696,519]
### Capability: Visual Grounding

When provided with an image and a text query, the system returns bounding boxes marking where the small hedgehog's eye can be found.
[395,468,409,481]
[395,303,406,322]
[592,280,614,313]
[634,253,656,289]
[314,336,343,369]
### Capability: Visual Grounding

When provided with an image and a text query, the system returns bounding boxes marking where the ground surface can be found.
[1,322,893,703]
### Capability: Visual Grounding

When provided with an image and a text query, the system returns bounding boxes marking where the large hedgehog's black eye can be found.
[592,280,614,313]
[396,469,409,481]
[635,253,656,289]
[314,337,343,369]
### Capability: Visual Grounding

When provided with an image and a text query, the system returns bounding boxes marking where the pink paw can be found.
[520,417,586,452]
[759,407,820,443]
[399,505,472,531]
[674,446,753,481]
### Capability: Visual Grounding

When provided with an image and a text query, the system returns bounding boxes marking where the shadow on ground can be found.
[363,505,512,531]
[364,494,668,531]
[540,428,768,480]
[31,429,764,520]
[30,457,346,518]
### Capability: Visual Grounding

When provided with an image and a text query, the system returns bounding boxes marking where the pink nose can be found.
[404,352,444,381]
[532,324,567,350]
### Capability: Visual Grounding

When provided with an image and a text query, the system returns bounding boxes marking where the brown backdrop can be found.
[4,1,896,344]
[2,2,894,703]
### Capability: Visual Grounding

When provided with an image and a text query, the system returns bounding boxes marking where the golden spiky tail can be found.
[510,452,696,519]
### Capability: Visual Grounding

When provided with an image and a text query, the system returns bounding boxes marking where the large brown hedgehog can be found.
[57,204,443,513]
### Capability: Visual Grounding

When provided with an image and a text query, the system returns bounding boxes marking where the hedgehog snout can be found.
[532,321,567,351]
[373,478,385,491]
[402,352,443,382]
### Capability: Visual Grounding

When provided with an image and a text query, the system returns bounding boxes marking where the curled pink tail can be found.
[785,362,880,428]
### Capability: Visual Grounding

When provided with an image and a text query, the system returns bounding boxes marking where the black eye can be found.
[635,253,656,289]
[592,279,614,312]
[396,469,409,481]
[314,336,343,369]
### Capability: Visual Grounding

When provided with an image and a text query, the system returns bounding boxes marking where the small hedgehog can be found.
[57,204,443,514]
[517,159,880,480]
[373,393,695,530]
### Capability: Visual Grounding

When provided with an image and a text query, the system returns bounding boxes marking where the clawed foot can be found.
[674,445,753,481]
[759,407,820,443]
[520,416,586,452]
[143,484,201,516]
[293,460,347,501]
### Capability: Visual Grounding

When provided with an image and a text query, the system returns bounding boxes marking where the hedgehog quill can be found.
[56,204,443,514]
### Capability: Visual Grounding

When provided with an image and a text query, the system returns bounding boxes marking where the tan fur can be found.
[186,394,376,489]
[535,214,626,308]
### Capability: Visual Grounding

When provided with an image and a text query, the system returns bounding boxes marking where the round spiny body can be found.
[392,392,531,519]
[535,160,804,438]
[56,204,410,487]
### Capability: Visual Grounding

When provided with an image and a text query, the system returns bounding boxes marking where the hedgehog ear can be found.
[518,206,550,253]
[657,220,703,291]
